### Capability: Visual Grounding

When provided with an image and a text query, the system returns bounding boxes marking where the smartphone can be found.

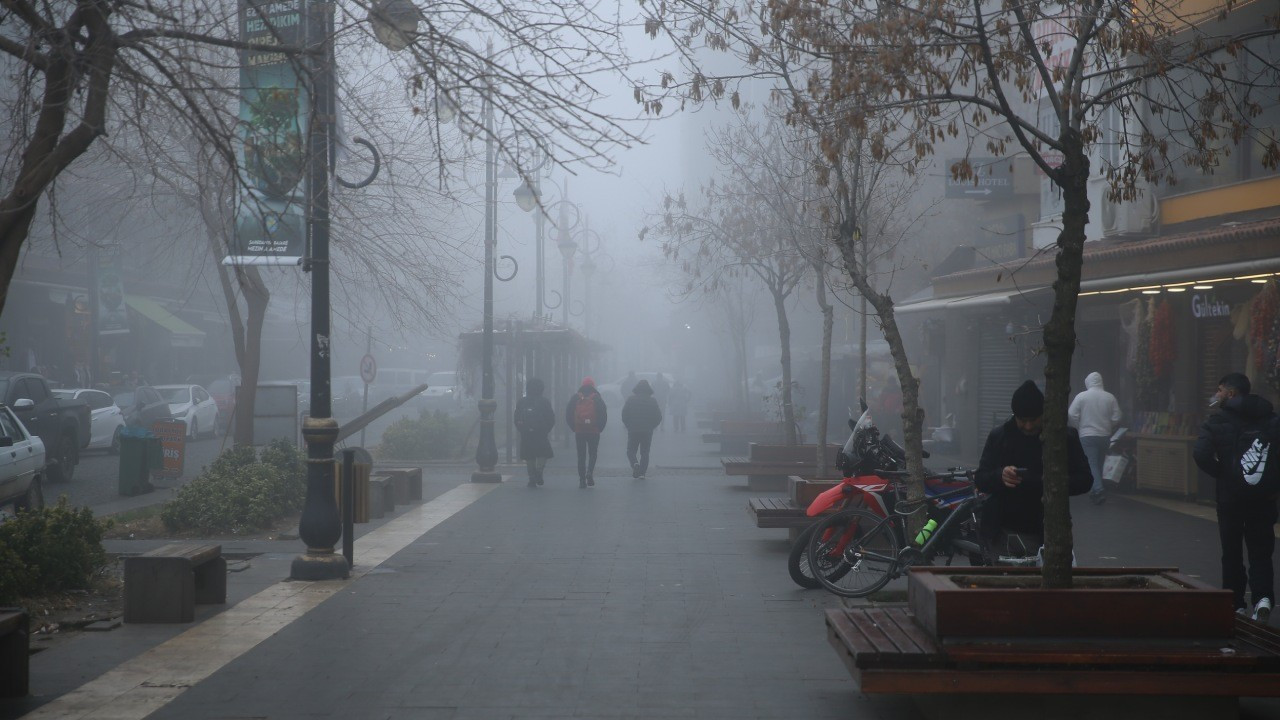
[1015,467,1028,478]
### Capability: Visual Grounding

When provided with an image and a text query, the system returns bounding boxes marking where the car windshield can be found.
[113,392,135,408]
[426,372,456,387]
[157,387,192,404]
[51,389,73,399]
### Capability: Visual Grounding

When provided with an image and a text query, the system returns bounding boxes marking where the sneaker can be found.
[1089,492,1107,506]
[1254,597,1273,623]
[586,476,595,487]
[638,474,645,480]
[536,474,544,486]
[632,463,641,479]
[1236,606,1251,618]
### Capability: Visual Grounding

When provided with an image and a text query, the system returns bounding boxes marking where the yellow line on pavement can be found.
[22,481,501,720]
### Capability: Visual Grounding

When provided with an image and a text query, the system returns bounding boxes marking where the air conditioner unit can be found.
[1100,191,1157,237]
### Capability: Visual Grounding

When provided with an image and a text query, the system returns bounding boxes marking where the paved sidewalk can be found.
[4,428,1279,720]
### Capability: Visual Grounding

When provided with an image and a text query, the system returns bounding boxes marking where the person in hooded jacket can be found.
[1068,371,1122,505]
[975,380,1094,555]
[514,377,556,488]
[622,379,663,478]
[1193,372,1279,622]
[565,377,608,488]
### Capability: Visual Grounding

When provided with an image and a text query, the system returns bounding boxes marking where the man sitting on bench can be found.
[975,380,1093,560]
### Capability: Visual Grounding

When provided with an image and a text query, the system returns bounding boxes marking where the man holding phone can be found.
[975,380,1095,555]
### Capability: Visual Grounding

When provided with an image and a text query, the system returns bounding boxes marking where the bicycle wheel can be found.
[787,522,852,589]
[806,508,902,598]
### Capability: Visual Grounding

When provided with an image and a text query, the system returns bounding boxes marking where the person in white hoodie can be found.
[1068,372,1122,505]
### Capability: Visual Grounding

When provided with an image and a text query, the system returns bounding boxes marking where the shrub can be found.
[160,442,306,534]
[380,410,463,460]
[0,498,108,602]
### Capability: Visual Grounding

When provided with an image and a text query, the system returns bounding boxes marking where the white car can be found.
[52,388,127,453]
[153,384,219,439]
[420,371,465,412]
[0,405,45,512]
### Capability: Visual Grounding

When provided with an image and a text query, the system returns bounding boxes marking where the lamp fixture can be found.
[1192,284,1213,290]
[1166,287,1186,292]
[1141,289,1161,294]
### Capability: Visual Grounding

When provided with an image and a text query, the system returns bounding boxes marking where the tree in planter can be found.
[642,0,1280,587]
[642,114,813,444]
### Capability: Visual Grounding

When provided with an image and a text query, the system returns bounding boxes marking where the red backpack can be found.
[574,393,599,433]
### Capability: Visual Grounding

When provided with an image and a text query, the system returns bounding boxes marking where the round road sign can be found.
[360,354,378,384]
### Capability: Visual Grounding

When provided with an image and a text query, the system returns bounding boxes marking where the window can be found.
[0,410,21,440]
[157,387,192,404]
[195,388,210,403]
[17,378,48,403]
[83,391,113,411]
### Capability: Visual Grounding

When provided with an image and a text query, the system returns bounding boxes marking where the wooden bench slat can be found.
[943,641,1262,667]
[884,608,944,657]
[845,606,903,657]
[827,607,882,663]
[857,667,1280,697]
[141,543,221,564]
[866,606,927,656]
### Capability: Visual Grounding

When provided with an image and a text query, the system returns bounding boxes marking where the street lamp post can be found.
[556,200,579,327]
[472,64,502,484]
[291,0,415,581]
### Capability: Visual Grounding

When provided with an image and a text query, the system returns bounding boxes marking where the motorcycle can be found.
[787,405,983,589]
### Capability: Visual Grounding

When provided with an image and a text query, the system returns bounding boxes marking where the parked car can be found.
[113,386,174,430]
[420,371,466,413]
[0,405,45,512]
[0,371,91,484]
[186,374,240,432]
[51,388,127,454]
[153,384,219,439]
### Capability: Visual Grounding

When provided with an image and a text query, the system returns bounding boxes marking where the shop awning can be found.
[1078,257,1280,295]
[125,296,205,348]
[896,288,1045,315]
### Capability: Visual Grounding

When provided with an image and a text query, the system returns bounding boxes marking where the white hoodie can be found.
[1068,372,1122,438]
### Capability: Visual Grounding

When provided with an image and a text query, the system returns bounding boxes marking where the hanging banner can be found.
[227,0,309,266]
[96,249,130,336]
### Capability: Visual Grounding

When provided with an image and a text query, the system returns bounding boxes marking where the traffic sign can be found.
[360,354,378,384]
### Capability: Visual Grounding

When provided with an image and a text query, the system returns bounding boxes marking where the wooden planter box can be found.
[908,566,1234,640]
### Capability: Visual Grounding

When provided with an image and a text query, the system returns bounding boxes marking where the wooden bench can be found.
[722,443,839,490]
[0,608,28,697]
[826,605,1280,720]
[124,543,226,623]
[702,420,792,455]
[375,466,423,504]
[747,476,843,541]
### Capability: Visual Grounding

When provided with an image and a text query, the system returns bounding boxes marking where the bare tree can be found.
[0,0,647,318]
[644,0,1280,586]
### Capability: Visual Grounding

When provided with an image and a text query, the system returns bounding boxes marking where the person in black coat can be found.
[1193,372,1279,621]
[975,380,1093,555]
[565,377,608,488]
[515,377,556,488]
[622,379,663,478]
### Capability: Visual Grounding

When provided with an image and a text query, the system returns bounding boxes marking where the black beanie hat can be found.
[1011,380,1044,418]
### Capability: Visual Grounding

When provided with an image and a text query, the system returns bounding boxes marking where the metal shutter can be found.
[978,323,1024,441]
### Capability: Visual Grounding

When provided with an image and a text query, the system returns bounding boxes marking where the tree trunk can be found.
[234,268,269,446]
[1040,138,1090,589]
[771,287,798,445]
[0,8,115,318]
[816,268,833,475]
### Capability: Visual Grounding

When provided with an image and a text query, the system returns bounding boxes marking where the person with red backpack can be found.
[565,377,608,488]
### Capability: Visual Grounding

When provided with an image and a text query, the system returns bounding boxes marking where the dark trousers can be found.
[575,434,600,480]
[627,431,654,475]
[1217,496,1278,608]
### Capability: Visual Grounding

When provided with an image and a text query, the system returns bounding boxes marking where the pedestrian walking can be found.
[1068,371,1122,505]
[565,377,607,488]
[1193,372,1279,623]
[514,377,556,488]
[668,380,692,433]
[622,379,663,479]
[653,373,671,432]
[620,370,639,399]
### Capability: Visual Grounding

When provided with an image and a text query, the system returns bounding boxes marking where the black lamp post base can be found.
[290,550,350,581]
[470,471,504,484]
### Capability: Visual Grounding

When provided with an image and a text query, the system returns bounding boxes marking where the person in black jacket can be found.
[622,379,663,478]
[514,377,556,488]
[975,380,1094,556]
[565,377,608,488]
[1193,372,1279,622]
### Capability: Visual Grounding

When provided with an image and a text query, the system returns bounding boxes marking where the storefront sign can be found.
[1191,293,1231,319]
[945,157,1014,199]
[151,419,187,478]
[95,250,130,336]
[227,0,309,265]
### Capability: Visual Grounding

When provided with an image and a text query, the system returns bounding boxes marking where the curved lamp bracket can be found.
[495,254,518,282]
[336,137,381,189]
[569,299,585,317]
[543,289,562,310]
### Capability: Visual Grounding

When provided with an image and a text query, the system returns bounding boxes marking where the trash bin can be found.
[118,427,160,497]
[334,459,371,523]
